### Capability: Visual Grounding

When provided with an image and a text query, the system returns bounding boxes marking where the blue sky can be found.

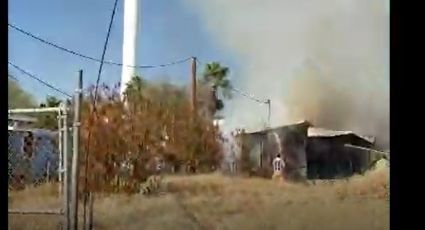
[8,0,239,102]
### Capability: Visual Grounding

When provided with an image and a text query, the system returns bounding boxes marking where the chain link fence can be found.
[8,105,70,230]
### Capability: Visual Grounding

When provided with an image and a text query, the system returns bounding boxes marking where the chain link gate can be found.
[8,104,71,230]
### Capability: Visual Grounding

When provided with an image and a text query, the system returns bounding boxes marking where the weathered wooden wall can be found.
[239,122,310,182]
[306,135,373,179]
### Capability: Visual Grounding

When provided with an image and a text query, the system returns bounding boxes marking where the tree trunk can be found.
[210,86,218,117]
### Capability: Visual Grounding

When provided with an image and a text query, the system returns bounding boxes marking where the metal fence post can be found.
[70,70,83,230]
[8,106,70,229]
[58,110,63,196]
[62,102,70,230]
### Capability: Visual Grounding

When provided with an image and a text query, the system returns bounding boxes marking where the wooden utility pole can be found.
[191,57,197,114]
[266,99,271,128]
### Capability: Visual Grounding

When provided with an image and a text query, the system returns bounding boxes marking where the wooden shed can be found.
[306,127,376,179]
[236,121,311,181]
[236,122,380,182]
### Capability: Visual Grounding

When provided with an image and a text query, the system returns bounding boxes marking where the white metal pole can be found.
[62,102,70,230]
[70,70,83,230]
[58,110,63,197]
[120,0,139,99]
[8,107,61,114]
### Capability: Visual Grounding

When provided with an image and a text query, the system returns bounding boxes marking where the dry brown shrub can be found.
[333,167,389,200]
[79,81,223,194]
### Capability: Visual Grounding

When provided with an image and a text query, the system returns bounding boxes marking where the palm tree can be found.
[202,62,232,116]
[124,76,146,97]
[123,75,148,107]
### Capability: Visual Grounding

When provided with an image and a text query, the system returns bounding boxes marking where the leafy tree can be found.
[124,76,148,103]
[40,96,62,108]
[80,78,223,193]
[35,96,62,130]
[202,62,232,117]
[8,77,36,109]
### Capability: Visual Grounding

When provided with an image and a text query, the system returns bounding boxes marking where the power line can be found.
[228,86,271,127]
[8,23,192,69]
[196,58,268,105]
[8,61,72,97]
[8,74,19,81]
[83,0,119,225]
[196,58,271,125]
[229,86,268,104]
[93,0,119,105]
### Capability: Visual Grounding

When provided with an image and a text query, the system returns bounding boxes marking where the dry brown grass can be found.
[8,183,62,230]
[9,168,389,230]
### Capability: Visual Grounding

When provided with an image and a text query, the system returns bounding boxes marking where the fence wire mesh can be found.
[8,108,69,230]
[8,129,60,189]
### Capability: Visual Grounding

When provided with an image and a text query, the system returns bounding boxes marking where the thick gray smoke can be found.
[183,0,389,148]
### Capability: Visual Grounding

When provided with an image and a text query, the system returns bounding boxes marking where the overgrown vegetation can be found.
[8,66,388,230]
[8,62,232,194]
[80,75,224,194]
[8,77,64,130]
[9,168,389,230]
[34,96,63,130]
[8,77,36,109]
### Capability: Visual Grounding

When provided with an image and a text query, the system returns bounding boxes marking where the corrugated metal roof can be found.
[308,128,354,137]
[243,120,311,134]
[236,121,375,144]
[308,127,375,143]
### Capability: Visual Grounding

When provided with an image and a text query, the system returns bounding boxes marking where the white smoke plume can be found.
[183,0,389,148]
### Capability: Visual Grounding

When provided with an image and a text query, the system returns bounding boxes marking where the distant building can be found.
[8,115,37,130]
